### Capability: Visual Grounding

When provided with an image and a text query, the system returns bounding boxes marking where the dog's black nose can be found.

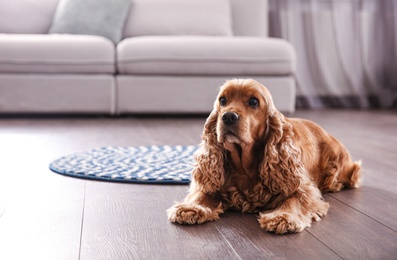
[222,112,239,126]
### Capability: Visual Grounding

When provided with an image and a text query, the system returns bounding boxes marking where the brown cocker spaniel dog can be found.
[167,79,362,234]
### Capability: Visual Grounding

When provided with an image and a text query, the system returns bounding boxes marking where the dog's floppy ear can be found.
[259,101,303,196]
[192,109,225,193]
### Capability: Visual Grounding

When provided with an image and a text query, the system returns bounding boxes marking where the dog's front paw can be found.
[258,212,308,234]
[310,207,328,222]
[167,203,220,225]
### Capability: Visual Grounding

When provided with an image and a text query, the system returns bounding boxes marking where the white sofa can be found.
[0,0,296,115]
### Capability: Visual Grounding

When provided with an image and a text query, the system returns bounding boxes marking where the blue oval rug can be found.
[49,145,198,184]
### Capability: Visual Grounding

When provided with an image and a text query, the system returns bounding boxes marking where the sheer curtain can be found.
[269,0,397,108]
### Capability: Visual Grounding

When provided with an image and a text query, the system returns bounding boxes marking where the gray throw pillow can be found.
[49,0,131,44]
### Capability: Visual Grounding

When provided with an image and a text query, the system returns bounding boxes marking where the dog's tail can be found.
[348,160,362,189]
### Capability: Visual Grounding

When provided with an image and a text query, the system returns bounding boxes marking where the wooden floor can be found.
[0,110,396,260]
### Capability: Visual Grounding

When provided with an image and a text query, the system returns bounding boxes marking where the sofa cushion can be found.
[123,0,233,38]
[117,36,296,76]
[0,34,115,74]
[48,0,131,44]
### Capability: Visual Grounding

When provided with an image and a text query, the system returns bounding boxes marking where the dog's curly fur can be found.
[167,79,362,234]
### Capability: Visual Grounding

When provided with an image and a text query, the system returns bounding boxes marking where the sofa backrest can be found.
[0,0,60,34]
[0,0,268,37]
[123,0,268,38]
[230,0,268,37]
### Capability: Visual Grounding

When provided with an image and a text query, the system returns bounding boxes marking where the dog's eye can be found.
[219,97,227,106]
[248,97,259,108]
